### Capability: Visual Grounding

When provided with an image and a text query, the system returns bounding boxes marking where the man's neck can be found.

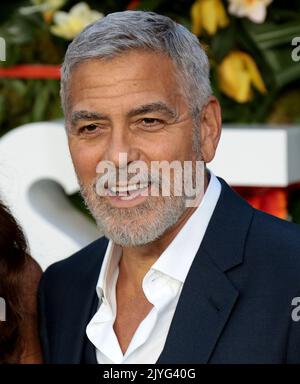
[119,171,210,291]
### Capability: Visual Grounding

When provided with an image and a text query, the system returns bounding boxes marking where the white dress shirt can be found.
[86,171,221,364]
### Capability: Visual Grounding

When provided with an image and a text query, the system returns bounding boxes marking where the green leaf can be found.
[0,93,5,127]
[32,81,50,121]
[211,26,235,62]
[241,19,300,89]
[9,79,27,96]
[263,48,300,88]
[245,20,300,49]
[137,0,164,11]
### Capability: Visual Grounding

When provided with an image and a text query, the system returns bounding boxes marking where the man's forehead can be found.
[69,50,178,85]
[67,53,185,114]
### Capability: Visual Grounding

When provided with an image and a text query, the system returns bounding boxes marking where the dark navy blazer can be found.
[38,178,300,363]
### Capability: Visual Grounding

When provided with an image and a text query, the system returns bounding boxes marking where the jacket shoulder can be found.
[41,236,108,286]
[251,209,300,251]
[246,208,300,283]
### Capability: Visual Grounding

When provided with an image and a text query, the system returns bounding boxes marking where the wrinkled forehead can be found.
[66,50,187,116]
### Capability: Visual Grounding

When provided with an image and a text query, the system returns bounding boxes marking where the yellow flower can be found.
[191,0,229,36]
[218,51,267,103]
[228,0,273,23]
[51,2,103,40]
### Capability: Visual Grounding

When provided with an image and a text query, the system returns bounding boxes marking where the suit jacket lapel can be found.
[157,178,254,363]
[157,252,239,363]
[82,296,99,364]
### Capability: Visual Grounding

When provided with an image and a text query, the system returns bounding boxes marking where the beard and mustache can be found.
[79,160,203,247]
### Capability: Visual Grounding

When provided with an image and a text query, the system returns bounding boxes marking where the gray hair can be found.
[61,10,212,127]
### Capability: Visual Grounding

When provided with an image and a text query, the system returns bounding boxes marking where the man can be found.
[39,10,300,364]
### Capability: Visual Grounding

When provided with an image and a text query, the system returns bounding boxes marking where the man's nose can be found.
[104,130,139,168]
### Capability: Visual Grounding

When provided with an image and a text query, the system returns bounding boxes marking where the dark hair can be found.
[0,200,29,363]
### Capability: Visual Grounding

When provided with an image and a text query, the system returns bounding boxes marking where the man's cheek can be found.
[70,154,96,184]
[71,147,97,170]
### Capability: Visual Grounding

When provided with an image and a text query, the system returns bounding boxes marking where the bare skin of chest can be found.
[113,274,154,354]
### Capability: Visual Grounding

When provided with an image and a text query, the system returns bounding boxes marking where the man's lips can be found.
[105,182,151,199]
[104,183,152,207]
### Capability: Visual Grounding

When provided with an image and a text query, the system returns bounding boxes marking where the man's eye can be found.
[140,118,163,128]
[79,124,99,134]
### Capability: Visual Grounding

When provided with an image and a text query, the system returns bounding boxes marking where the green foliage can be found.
[0,78,62,136]
[202,8,300,123]
[0,0,300,129]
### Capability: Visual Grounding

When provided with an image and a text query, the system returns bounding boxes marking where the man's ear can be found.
[198,96,222,163]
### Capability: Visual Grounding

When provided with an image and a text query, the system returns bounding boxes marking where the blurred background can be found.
[0,0,300,267]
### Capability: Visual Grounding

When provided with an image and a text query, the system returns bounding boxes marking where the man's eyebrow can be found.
[71,110,109,125]
[70,102,177,125]
[127,102,177,119]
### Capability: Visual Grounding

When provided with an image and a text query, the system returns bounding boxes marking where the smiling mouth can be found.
[106,182,150,200]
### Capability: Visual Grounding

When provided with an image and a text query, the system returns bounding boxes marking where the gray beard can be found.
[80,181,187,247]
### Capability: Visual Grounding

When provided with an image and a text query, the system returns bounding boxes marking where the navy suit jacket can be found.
[38,178,300,363]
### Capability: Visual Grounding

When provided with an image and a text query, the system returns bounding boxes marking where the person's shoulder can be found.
[251,208,300,249]
[41,236,109,285]
[247,208,300,280]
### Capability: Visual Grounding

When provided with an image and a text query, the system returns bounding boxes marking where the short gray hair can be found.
[61,10,212,123]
